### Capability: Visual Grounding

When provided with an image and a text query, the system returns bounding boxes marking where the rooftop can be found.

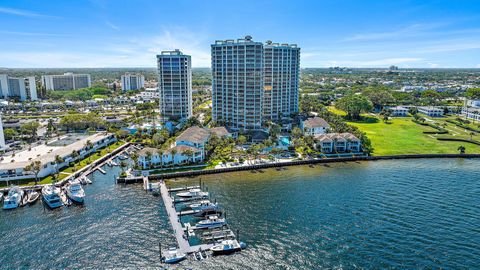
[176,126,211,144]
[0,133,113,170]
[303,117,330,128]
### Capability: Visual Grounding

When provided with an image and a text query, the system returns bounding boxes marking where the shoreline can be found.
[142,153,480,181]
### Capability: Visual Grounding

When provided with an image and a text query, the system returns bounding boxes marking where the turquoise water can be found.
[1,159,479,269]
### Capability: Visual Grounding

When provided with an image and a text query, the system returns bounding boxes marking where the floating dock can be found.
[158,181,214,254]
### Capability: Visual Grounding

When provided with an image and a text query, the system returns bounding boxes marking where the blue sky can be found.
[1,0,480,68]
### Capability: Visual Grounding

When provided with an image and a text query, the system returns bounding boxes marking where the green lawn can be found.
[349,117,480,155]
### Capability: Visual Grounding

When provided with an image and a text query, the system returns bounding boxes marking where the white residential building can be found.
[0,133,116,182]
[301,117,330,135]
[418,106,444,117]
[121,73,145,91]
[315,133,361,153]
[388,106,409,116]
[157,50,192,122]
[0,74,37,101]
[41,73,91,91]
[139,87,160,100]
[137,126,231,169]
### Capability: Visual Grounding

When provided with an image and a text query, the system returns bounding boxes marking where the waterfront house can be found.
[136,126,231,169]
[388,106,409,117]
[418,106,444,117]
[137,145,204,169]
[301,117,330,135]
[314,133,361,153]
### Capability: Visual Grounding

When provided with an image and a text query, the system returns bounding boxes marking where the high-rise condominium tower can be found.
[41,73,91,91]
[263,41,300,120]
[157,50,192,121]
[0,74,37,101]
[211,36,264,130]
[121,73,145,91]
[211,36,300,130]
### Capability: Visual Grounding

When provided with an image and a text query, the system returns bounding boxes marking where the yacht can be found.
[210,239,246,255]
[66,180,85,204]
[196,215,226,229]
[176,188,209,198]
[161,247,186,264]
[3,187,24,210]
[42,185,63,209]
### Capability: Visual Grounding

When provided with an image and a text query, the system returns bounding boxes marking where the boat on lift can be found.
[189,201,219,211]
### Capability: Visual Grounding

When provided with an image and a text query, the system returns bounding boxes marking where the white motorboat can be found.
[59,188,71,206]
[84,177,93,184]
[79,177,88,185]
[189,201,219,211]
[176,188,209,198]
[196,215,226,229]
[110,161,118,166]
[0,192,3,203]
[161,247,186,264]
[118,155,128,160]
[210,239,246,255]
[3,187,24,210]
[42,185,63,209]
[66,180,85,204]
[27,191,40,205]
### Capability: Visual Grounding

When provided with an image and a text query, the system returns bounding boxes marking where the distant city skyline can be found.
[1,0,480,68]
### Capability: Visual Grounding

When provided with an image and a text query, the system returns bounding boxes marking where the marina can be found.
[158,181,245,261]
[1,159,479,268]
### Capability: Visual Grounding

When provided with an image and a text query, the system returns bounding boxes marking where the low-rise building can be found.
[466,99,480,108]
[418,106,444,117]
[137,126,231,169]
[388,106,409,116]
[461,107,480,122]
[0,133,116,182]
[314,133,361,153]
[301,117,330,135]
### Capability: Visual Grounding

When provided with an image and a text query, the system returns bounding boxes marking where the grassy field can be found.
[327,107,480,155]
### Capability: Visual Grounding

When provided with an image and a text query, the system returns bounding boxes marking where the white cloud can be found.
[0,6,59,19]
[0,28,212,68]
[105,20,119,30]
[319,58,423,68]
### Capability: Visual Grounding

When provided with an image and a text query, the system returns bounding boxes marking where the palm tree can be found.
[458,145,466,154]
[54,155,64,176]
[171,149,177,165]
[145,151,152,168]
[24,160,42,185]
[157,150,164,168]
[71,150,79,170]
[183,149,194,164]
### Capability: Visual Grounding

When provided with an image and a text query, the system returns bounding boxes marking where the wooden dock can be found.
[159,181,214,254]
